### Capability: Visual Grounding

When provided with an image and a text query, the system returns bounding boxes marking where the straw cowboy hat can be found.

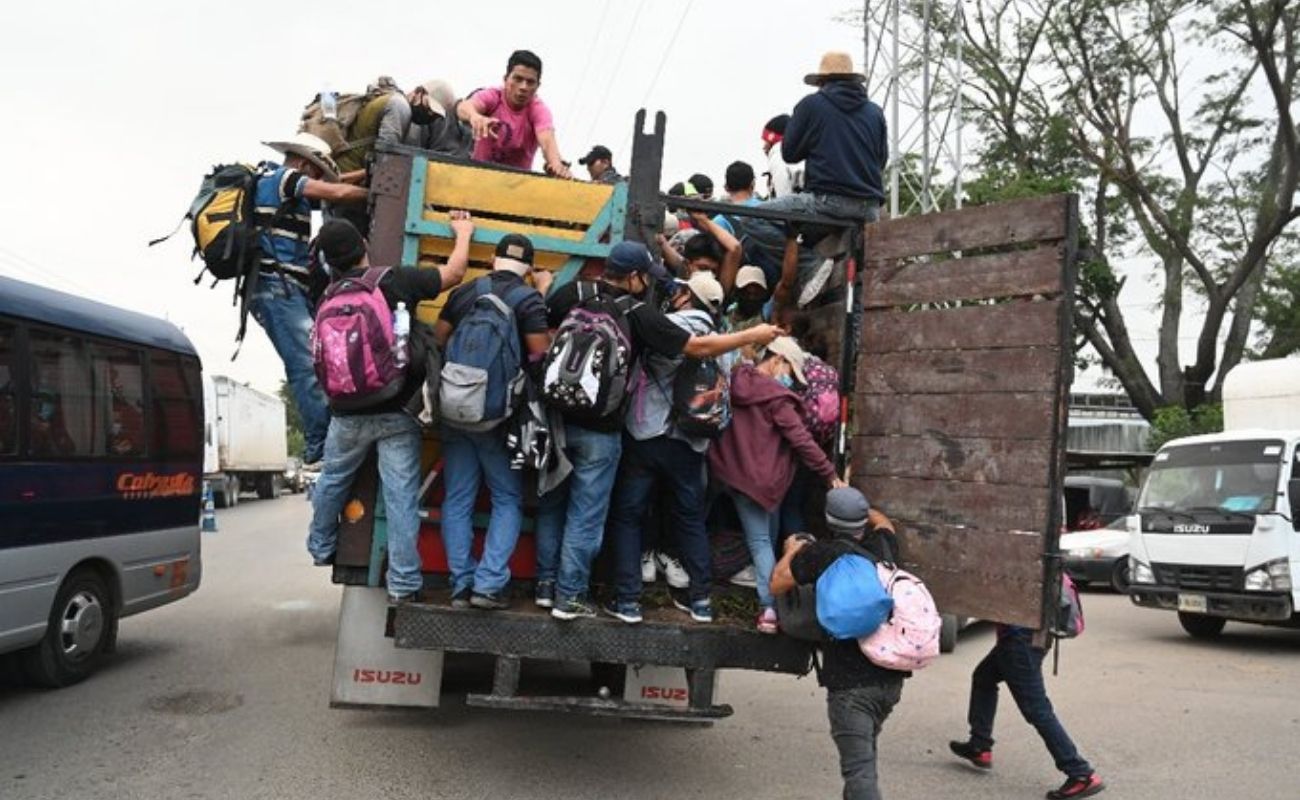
[804,51,866,86]
[263,132,340,181]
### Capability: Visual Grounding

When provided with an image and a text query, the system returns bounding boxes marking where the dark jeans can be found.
[606,436,712,602]
[968,629,1092,778]
[827,680,904,800]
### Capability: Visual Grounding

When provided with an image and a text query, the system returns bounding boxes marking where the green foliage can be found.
[1146,404,1224,451]
[279,380,305,458]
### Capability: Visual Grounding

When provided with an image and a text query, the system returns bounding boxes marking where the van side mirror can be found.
[1290,478,1300,528]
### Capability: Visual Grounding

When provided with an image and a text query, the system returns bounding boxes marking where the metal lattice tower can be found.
[858,0,966,216]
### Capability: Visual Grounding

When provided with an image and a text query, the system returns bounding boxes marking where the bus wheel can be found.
[1178,612,1226,640]
[21,568,117,688]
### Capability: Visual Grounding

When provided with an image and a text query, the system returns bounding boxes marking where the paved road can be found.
[3,497,1299,800]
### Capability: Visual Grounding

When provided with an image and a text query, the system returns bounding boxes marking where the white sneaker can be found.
[641,552,657,584]
[729,565,757,588]
[655,552,690,589]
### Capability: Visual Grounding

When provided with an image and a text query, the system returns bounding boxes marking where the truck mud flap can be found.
[331,586,443,709]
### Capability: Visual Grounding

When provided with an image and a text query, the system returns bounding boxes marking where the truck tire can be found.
[257,474,282,500]
[1178,612,1226,639]
[939,613,959,653]
[1109,559,1130,594]
[226,476,241,507]
[20,568,117,688]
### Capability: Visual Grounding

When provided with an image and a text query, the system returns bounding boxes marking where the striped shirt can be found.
[254,164,312,284]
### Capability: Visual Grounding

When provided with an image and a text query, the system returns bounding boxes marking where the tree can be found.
[860,0,1300,420]
[279,380,305,458]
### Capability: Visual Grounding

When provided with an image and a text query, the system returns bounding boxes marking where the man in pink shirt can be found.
[459,50,572,178]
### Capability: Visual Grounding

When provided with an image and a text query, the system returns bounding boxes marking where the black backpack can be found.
[670,354,730,438]
[542,282,639,425]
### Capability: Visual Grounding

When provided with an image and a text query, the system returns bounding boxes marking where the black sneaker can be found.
[602,598,644,624]
[470,592,510,611]
[1046,774,1104,799]
[450,589,472,610]
[534,580,556,609]
[551,597,597,621]
[949,740,993,770]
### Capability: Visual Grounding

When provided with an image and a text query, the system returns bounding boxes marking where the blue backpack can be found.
[816,543,894,640]
[439,277,532,431]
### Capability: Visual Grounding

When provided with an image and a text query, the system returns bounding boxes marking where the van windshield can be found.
[1138,440,1285,514]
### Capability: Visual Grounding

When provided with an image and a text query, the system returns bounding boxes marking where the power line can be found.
[619,0,694,161]
[562,1,614,127]
[0,245,97,297]
[584,0,649,146]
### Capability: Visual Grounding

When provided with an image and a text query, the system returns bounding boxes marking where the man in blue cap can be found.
[538,241,785,619]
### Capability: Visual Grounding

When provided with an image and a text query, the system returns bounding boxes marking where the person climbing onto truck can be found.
[709,336,846,633]
[770,487,907,800]
[604,271,728,625]
[305,214,474,602]
[252,132,369,464]
[459,50,571,178]
[402,79,473,158]
[537,241,784,620]
[434,234,552,611]
[949,627,1106,798]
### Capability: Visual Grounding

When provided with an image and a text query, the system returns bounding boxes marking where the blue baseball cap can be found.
[606,241,670,282]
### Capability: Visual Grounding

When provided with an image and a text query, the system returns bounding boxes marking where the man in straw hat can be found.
[253,132,368,464]
[763,51,887,309]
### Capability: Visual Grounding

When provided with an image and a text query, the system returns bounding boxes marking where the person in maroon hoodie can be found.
[709,336,846,633]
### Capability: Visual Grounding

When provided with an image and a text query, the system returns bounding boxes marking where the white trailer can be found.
[202,374,290,507]
[1128,358,1300,637]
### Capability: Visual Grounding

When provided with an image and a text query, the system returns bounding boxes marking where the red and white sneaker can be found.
[756,607,779,634]
[949,740,992,770]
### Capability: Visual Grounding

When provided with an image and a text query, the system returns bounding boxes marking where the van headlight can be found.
[1244,559,1292,592]
[1130,558,1155,585]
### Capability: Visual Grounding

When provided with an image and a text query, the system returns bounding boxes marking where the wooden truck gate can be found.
[331,112,1078,717]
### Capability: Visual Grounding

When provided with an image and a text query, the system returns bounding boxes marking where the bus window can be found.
[149,353,201,458]
[28,329,92,457]
[0,323,15,455]
[91,343,145,458]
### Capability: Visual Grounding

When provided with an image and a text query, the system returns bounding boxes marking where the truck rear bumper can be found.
[1129,587,1293,622]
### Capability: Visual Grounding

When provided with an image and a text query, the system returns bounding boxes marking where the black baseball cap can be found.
[494,233,534,266]
[578,145,612,165]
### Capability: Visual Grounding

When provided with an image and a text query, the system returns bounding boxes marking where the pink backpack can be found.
[799,355,840,446]
[858,563,942,671]
[312,267,405,411]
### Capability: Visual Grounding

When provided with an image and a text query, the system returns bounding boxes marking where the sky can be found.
[0,0,1225,398]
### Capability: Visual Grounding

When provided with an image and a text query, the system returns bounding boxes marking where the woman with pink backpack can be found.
[708,336,846,633]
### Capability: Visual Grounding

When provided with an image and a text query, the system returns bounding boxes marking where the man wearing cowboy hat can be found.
[253,132,368,464]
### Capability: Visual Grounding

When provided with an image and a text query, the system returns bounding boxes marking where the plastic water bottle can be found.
[321,85,338,121]
[393,302,410,369]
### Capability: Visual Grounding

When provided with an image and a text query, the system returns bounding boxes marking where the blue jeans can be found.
[968,629,1093,778]
[827,681,904,800]
[440,425,523,596]
[606,436,712,602]
[534,423,622,601]
[729,488,779,609]
[249,272,331,463]
[306,412,424,596]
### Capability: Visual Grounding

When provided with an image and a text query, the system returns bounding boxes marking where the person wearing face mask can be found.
[707,336,847,633]
[401,79,473,158]
[538,242,784,620]
[720,266,773,374]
